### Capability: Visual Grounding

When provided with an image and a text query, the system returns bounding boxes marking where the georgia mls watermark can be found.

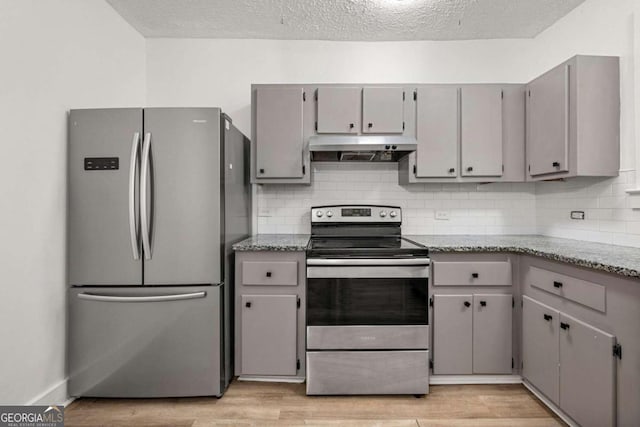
[0,406,64,427]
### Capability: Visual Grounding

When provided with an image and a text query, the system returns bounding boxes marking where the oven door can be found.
[306,258,429,328]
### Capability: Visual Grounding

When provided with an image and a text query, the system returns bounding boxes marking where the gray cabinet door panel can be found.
[522,296,560,405]
[433,294,473,374]
[528,65,570,176]
[461,86,503,177]
[362,87,404,134]
[473,294,512,374]
[143,108,221,285]
[68,109,143,286]
[559,312,615,427]
[256,87,304,178]
[415,87,458,178]
[317,87,361,133]
[241,294,297,376]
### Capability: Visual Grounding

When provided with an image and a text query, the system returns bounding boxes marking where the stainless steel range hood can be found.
[309,135,417,162]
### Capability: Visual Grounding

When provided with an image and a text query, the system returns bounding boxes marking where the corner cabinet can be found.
[251,86,311,184]
[399,84,525,184]
[235,251,306,379]
[526,55,620,180]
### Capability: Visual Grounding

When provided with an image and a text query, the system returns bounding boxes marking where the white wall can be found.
[0,0,145,404]
[523,0,640,246]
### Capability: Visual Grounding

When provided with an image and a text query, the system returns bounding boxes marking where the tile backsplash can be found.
[256,163,537,235]
[536,170,640,247]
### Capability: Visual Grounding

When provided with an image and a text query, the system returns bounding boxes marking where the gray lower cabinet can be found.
[241,294,298,376]
[362,87,405,133]
[235,251,306,378]
[316,87,361,133]
[433,293,513,375]
[522,296,616,427]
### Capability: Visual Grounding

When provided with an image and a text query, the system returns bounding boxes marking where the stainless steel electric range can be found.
[305,205,430,396]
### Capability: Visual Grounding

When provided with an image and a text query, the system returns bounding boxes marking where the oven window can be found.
[307,278,428,326]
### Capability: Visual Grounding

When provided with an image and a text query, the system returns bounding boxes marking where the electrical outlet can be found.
[570,211,585,220]
[435,211,450,220]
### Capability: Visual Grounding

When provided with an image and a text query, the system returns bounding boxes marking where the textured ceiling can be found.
[106,0,585,41]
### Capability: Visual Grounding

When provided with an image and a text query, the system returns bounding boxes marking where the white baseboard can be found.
[522,380,578,427]
[238,376,305,383]
[429,374,522,385]
[26,378,74,407]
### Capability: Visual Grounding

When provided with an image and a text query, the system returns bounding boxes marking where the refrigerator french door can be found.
[68,108,237,398]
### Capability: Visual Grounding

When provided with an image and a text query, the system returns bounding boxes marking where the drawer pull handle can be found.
[463,301,471,308]
[467,166,473,172]
[368,122,373,128]
[349,123,354,129]
[560,322,570,330]
[543,314,553,321]
[553,281,563,288]
[552,161,560,167]
[449,168,455,173]
[471,273,479,279]
[245,301,252,308]
[266,271,272,278]
[480,300,487,307]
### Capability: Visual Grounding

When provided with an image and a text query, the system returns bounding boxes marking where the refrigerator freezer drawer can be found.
[68,285,222,398]
[306,350,429,395]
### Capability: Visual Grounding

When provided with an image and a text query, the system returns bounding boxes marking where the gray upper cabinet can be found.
[522,296,560,404]
[317,87,361,134]
[461,86,503,177]
[253,86,308,183]
[526,55,620,180]
[362,87,405,133]
[559,312,616,427]
[433,294,473,374]
[472,294,512,374]
[414,86,458,178]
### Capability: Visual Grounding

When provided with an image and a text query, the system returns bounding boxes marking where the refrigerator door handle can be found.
[128,132,141,260]
[77,291,207,303]
[140,132,152,260]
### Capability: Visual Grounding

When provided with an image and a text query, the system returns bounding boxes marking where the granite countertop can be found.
[232,234,310,252]
[404,234,640,279]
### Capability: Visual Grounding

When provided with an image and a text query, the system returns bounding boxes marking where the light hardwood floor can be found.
[65,381,565,427]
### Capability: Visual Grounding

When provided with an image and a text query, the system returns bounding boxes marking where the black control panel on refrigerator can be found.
[84,157,119,170]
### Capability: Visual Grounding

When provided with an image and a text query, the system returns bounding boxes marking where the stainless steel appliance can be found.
[305,205,430,395]
[67,108,250,398]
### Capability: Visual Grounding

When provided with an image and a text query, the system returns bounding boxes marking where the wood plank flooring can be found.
[65,381,565,427]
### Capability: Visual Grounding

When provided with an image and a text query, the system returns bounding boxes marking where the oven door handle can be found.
[307,258,430,266]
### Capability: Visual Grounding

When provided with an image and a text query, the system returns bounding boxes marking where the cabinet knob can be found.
[466,166,473,172]
[553,281,563,288]
[266,271,272,278]
[464,301,471,308]
[552,161,560,167]
[448,168,455,173]
[349,123,354,129]
[543,314,553,321]
[259,168,265,174]
[560,322,570,330]
[471,273,479,279]
[480,300,487,307]
[368,123,373,128]
[245,301,252,308]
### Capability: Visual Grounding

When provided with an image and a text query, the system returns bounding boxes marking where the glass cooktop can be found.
[307,236,427,258]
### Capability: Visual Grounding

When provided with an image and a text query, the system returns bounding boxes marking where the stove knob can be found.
[390,211,397,218]
[379,211,387,218]
[326,211,333,218]
[316,210,324,218]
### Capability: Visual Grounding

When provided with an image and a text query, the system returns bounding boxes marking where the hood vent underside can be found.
[309,135,417,162]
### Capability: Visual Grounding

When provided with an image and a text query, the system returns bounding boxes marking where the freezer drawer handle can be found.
[77,291,206,303]
[128,132,141,260]
[140,132,153,260]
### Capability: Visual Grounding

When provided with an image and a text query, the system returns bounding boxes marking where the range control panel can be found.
[84,157,119,170]
[311,205,401,223]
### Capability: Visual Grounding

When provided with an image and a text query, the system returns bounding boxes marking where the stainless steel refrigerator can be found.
[67,108,250,398]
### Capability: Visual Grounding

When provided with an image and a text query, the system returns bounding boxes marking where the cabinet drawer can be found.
[529,266,605,312]
[433,261,511,286]
[241,261,298,286]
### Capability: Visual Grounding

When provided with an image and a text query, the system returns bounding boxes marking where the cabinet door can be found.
[255,87,304,179]
[433,294,473,374]
[461,86,503,177]
[241,294,298,376]
[472,294,512,374]
[317,87,361,133]
[527,64,570,176]
[559,313,615,427]
[362,87,404,134]
[522,296,560,404]
[415,87,458,178]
